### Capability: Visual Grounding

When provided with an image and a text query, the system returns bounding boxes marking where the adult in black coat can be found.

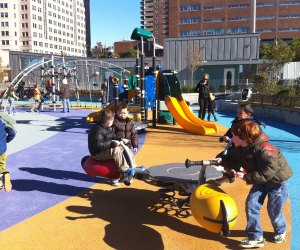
[194,73,210,120]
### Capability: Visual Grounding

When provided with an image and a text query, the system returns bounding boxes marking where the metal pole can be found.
[113,80,119,113]
[152,35,157,127]
[140,37,146,121]
[253,0,256,33]
[51,55,56,111]
[86,61,92,109]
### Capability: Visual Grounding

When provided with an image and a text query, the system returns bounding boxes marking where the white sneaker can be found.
[111,179,120,186]
[273,232,286,243]
[239,237,264,248]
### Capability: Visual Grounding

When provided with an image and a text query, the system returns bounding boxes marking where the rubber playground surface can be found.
[0,106,299,250]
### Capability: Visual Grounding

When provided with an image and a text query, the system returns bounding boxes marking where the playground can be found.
[0,103,299,249]
[1,27,299,248]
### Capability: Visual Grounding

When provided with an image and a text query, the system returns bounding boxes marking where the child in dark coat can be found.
[219,120,292,248]
[207,93,218,122]
[113,102,138,152]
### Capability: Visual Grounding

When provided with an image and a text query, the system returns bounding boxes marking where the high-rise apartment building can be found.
[141,0,300,46]
[0,0,91,67]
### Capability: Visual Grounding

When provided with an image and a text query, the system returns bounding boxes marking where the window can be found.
[257,16,275,20]
[180,4,201,11]
[280,27,300,32]
[0,3,9,8]
[257,3,276,7]
[0,12,8,18]
[228,4,249,8]
[179,30,201,37]
[279,14,300,19]
[203,28,224,35]
[1,31,9,36]
[204,5,224,10]
[278,1,300,6]
[227,27,250,34]
[256,29,275,33]
[180,17,200,24]
[228,17,250,21]
[204,18,225,23]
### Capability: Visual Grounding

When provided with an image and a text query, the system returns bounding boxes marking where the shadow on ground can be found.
[66,188,246,250]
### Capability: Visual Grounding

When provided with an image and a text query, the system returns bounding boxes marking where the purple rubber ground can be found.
[0,107,146,231]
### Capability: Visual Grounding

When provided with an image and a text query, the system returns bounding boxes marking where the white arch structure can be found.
[1,57,131,108]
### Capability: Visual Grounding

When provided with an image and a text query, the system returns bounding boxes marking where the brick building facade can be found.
[141,0,300,45]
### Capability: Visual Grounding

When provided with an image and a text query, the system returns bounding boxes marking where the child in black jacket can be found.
[207,93,218,122]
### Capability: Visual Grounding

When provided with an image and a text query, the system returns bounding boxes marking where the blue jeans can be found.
[62,98,70,112]
[246,181,289,240]
[8,99,16,114]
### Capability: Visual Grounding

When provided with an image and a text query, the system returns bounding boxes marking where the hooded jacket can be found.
[113,115,138,149]
[221,137,293,185]
[88,123,117,156]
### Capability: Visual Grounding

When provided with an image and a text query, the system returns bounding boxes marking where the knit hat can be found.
[62,79,68,85]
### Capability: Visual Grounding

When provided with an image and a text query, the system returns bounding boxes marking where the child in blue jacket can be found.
[0,115,16,191]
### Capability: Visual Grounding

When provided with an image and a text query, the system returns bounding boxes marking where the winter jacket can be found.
[88,123,117,156]
[194,80,210,100]
[60,84,70,99]
[113,116,138,149]
[208,99,216,112]
[33,87,41,101]
[0,118,16,155]
[221,137,293,185]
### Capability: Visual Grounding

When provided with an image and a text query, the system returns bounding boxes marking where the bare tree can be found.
[187,48,204,84]
[0,58,4,83]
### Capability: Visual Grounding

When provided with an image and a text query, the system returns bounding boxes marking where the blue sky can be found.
[90,0,140,47]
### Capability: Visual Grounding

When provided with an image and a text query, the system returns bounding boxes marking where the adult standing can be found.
[194,73,210,120]
[17,81,25,101]
[60,78,71,113]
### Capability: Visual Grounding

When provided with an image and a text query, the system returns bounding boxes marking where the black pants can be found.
[198,98,208,120]
[207,110,218,121]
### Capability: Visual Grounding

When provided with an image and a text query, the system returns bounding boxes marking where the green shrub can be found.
[181,85,195,93]
[253,72,277,94]
[274,86,296,96]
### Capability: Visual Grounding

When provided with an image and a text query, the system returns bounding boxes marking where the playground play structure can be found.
[86,69,218,135]
[2,27,218,135]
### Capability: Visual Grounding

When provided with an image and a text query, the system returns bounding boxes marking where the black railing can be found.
[250,94,300,110]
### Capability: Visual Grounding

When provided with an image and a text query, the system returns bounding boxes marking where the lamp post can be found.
[131,27,153,122]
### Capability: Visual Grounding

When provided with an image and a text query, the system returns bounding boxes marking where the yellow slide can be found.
[164,96,218,135]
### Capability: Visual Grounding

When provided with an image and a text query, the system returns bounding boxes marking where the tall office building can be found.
[0,0,91,68]
[141,0,300,46]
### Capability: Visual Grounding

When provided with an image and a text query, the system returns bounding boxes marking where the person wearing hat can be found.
[60,78,71,113]
[207,93,218,122]
[194,73,210,120]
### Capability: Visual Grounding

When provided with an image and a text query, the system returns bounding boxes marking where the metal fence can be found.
[251,94,300,110]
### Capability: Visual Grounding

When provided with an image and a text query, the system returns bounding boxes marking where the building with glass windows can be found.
[0,0,90,68]
[141,0,300,45]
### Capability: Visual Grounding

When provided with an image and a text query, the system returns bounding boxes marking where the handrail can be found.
[250,94,300,110]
